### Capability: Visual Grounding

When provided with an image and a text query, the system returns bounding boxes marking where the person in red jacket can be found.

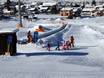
[62,41,66,50]
[66,41,71,50]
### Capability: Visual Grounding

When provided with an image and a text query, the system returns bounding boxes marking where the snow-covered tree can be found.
[5,0,11,10]
[91,0,96,6]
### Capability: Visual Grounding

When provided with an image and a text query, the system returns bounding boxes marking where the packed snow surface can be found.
[0,15,104,78]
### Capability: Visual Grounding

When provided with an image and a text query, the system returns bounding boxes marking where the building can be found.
[82,5,97,16]
[95,4,104,16]
[60,7,73,16]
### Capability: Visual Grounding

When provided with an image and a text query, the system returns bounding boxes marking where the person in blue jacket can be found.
[55,41,60,50]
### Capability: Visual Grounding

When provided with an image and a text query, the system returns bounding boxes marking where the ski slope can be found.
[0,16,104,78]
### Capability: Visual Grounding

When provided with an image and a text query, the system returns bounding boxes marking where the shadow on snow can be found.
[16,52,88,57]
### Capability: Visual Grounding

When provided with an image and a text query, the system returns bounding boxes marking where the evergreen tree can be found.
[92,0,96,6]
[5,0,11,10]
[7,0,11,4]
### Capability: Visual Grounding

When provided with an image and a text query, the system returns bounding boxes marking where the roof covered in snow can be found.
[82,7,96,12]
[42,2,57,6]
[61,7,73,11]
[0,28,16,33]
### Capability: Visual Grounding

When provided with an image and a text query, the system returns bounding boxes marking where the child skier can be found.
[27,31,33,43]
[66,41,71,50]
[55,41,60,50]
[47,42,51,51]
[62,41,67,50]
[70,36,75,47]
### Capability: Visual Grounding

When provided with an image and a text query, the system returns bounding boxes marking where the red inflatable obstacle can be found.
[35,25,45,32]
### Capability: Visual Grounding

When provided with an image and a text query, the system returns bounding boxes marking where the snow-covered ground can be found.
[0,0,103,3]
[0,15,104,78]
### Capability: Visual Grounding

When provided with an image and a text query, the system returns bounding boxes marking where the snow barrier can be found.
[38,24,67,38]
[16,24,68,44]
[17,52,88,56]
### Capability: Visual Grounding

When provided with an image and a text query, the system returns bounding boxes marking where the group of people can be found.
[62,36,75,50]
[27,31,75,51]
[40,36,75,51]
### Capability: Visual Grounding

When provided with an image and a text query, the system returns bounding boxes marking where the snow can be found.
[3,9,11,13]
[82,8,95,12]
[0,28,15,33]
[17,43,46,53]
[42,2,57,6]
[61,7,73,11]
[28,8,36,11]
[0,15,104,78]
